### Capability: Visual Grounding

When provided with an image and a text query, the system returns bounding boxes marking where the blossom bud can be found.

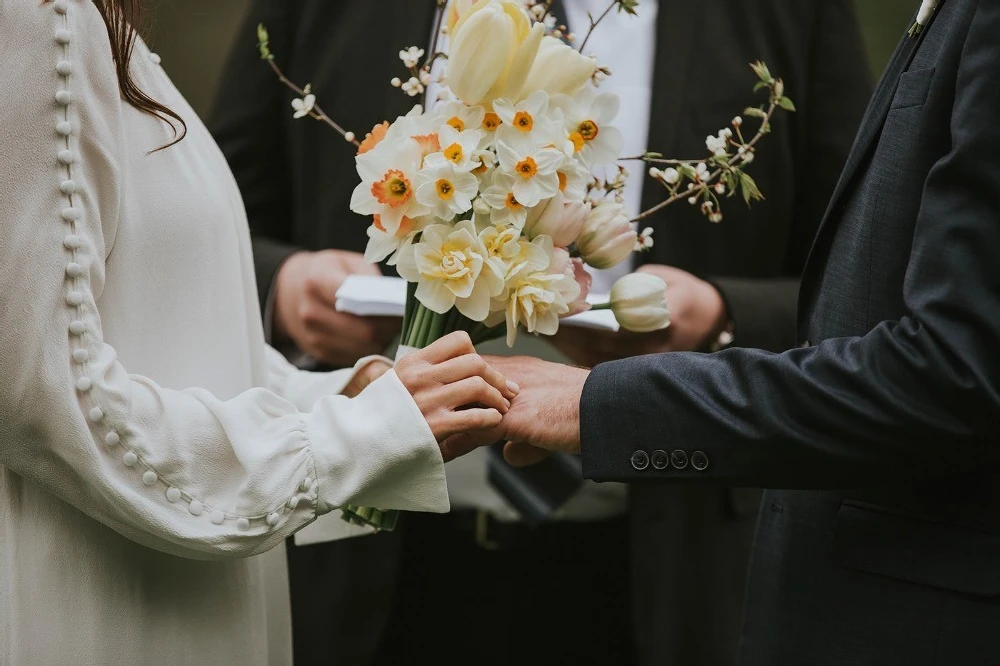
[609,273,670,333]
[576,202,636,270]
[662,167,680,185]
[525,192,591,247]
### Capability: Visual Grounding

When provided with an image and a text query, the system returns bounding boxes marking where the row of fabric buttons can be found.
[50,0,309,534]
[630,449,710,472]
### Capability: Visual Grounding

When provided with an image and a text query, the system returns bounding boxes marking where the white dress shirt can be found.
[435,0,659,521]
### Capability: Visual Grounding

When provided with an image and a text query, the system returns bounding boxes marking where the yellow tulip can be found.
[448,1,544,106]
[514,36,598,101]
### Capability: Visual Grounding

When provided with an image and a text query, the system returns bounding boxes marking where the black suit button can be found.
[691,451,710,471]
[670,449,689,470]
[651,450,670,470]
[631,450,650,471]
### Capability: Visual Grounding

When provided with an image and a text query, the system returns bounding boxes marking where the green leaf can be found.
[743,107,768,119]
[740,172,764,206]
[749,60,773,84]
[616,0,641,15]
[778,96,797,112]
[753,81,769,93]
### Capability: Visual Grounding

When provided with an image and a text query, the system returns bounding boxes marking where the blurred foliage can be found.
[856,0,917,76]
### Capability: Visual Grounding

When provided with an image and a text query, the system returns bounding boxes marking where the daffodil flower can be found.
[496,140,566,208]
[415,162,479,221]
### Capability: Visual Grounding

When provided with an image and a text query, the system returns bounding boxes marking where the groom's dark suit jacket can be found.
[584,1,1000,663]
[209,2,869,664]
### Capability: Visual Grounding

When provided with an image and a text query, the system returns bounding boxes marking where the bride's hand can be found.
[395,332,518,458]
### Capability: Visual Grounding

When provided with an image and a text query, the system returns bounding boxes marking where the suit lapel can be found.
[798,4,942,314]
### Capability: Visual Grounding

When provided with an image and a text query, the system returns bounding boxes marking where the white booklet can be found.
[335,275,620,332]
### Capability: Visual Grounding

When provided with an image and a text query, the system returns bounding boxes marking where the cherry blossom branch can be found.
[257,24,361,147]
[578,0,640,52]
[629,62,794,224]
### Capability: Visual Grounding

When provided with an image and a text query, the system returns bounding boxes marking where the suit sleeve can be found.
[207,0,301,318]
[712,0,873,353]
[582,1,1000,487]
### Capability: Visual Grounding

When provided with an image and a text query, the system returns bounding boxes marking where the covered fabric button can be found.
[55,90,73,106]
[75,376,92,391]
[63,234,82,249]
[266,512,280,527]
[691,451,710,472]
[148,52,162,65]
[66,262,83,278]
[104,431,121,447]
[69,320,86,335]
[188,500,204,516]
[72,347,88,362]
[287,496,300,510]
[651,449,670,470]
[166,487,181,503]
[67,291,85,306]
[123,451,138,467]
[299,478,313,492]
[236,518,250,531]
[62,207,81,221]
[88,406,104,422]
[55,29,72,44]
[143,471,158,486]
[60,179,77,194]
[56,121,73,136]
[54,0,68,13]
[56,60,73,76]
[58,149,75,164]
[670,449,690,470]
[210,511,226,525]
[630,450,650,471]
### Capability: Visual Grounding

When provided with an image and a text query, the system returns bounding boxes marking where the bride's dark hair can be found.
[49,0,187,148]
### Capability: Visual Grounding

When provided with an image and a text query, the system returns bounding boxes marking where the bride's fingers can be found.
[416,330,476,364]
[439,376,510,414]
[435,354,518,400]
[437,408,504,443]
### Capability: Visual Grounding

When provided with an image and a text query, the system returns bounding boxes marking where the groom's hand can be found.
[480,356,589,465]
[273,249,400,366]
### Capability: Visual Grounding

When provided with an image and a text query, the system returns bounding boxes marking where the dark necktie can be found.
[485,0,584,526]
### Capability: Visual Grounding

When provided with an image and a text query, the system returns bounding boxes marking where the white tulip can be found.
[524,191,590,247]
[575,201,637,269]
[609,273,671,333]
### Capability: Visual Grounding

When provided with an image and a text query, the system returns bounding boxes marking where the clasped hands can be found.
[281,249,727,466]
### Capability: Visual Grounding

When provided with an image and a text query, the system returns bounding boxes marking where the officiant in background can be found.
[136,0,899,663]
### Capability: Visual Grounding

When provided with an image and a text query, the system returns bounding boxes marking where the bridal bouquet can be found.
[257,0,794,529]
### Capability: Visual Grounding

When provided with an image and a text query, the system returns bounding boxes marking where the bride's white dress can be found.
[0,1,449,663]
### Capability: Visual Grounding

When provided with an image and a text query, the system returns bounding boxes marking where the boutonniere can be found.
[908,0,939,37]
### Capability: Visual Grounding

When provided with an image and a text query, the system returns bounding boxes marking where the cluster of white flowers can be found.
[349,0,657,345]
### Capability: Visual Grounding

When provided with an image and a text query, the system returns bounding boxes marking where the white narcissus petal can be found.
[417,278,458,314]
[533,148,568,174]
[457,278,492,321]
[592,92,620,124]
[350,182,381,215]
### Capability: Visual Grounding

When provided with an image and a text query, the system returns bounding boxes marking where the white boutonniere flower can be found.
[908,0,940,37]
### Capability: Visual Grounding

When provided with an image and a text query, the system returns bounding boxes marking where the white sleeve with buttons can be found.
[0,0,448,561]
